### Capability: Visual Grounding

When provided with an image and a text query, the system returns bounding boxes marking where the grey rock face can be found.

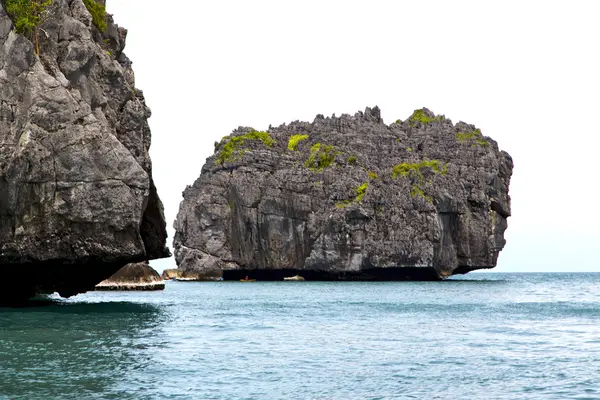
[0,0,169,300]
[174,107,512,280]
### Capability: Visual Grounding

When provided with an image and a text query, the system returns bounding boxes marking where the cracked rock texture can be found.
[0,0,169,300]
[174,107,512,280]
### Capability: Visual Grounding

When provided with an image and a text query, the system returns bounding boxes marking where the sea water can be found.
[1,273,599,399]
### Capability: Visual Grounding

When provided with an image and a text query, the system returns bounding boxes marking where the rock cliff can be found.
[0,0,169,301]
[174,107,512,280]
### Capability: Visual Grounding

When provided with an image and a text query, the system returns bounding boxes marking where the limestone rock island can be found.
[0,0,170,301]
[174,107,512,281]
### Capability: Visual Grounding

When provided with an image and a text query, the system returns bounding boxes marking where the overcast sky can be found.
[109,0,599,273]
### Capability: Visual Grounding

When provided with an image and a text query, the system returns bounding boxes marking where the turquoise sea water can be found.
[1,273,599,399]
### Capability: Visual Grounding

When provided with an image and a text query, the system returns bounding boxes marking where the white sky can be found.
[108,0,600,273]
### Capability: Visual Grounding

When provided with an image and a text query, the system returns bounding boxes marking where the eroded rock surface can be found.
[161,268,181,280]
[174,107,512,280]
[95,262,164,291]
[0,0,169,301]
[161,268,204,281]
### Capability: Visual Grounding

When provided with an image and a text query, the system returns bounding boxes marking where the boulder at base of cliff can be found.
[161,268,217,281]
[161,269,182,280]
[173,107,513,281]
[95,262,164,291]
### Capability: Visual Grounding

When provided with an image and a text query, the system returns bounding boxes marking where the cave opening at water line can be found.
[221,267,443,281]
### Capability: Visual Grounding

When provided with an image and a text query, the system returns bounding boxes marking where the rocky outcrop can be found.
[0,0,169,301]
[161,268,181,280]
[161,268,206,281]
[173,107,512,281]
[284,275,305,281]
[95,262,164,291]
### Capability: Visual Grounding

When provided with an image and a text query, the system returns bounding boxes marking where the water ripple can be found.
[1,273,600,399]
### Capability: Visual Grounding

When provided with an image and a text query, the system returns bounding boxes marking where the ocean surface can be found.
[1,273,599,400]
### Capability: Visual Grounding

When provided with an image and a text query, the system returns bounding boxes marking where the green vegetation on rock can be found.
[335,200,351,209]
[3,0,52,54]
[305,143,336,171]
[367,171,379,180]
[476,138,488,147]
[410,184,433,203]
[335,167,380,209]
[82,0,107,32]
[392,160,445,203]
[347,155,357,165]
[355,182,368,202]
[216,130,275,165]
[409,109,444,126]
[287,134,309,151]
[456,128,488,147]
[441,163,448,175]
[392,159,444,179]
[336,181,369,208]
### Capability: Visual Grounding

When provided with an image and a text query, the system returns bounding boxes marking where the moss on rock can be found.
[410,184,433,203]
[82,0,107,32]
[305,143,336,171]
[456,128,488,147]
[355,182,368,202]
[216,130,275,165]
[288,134,309,151]
[409,109,444,126]
[392,159,443,179]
